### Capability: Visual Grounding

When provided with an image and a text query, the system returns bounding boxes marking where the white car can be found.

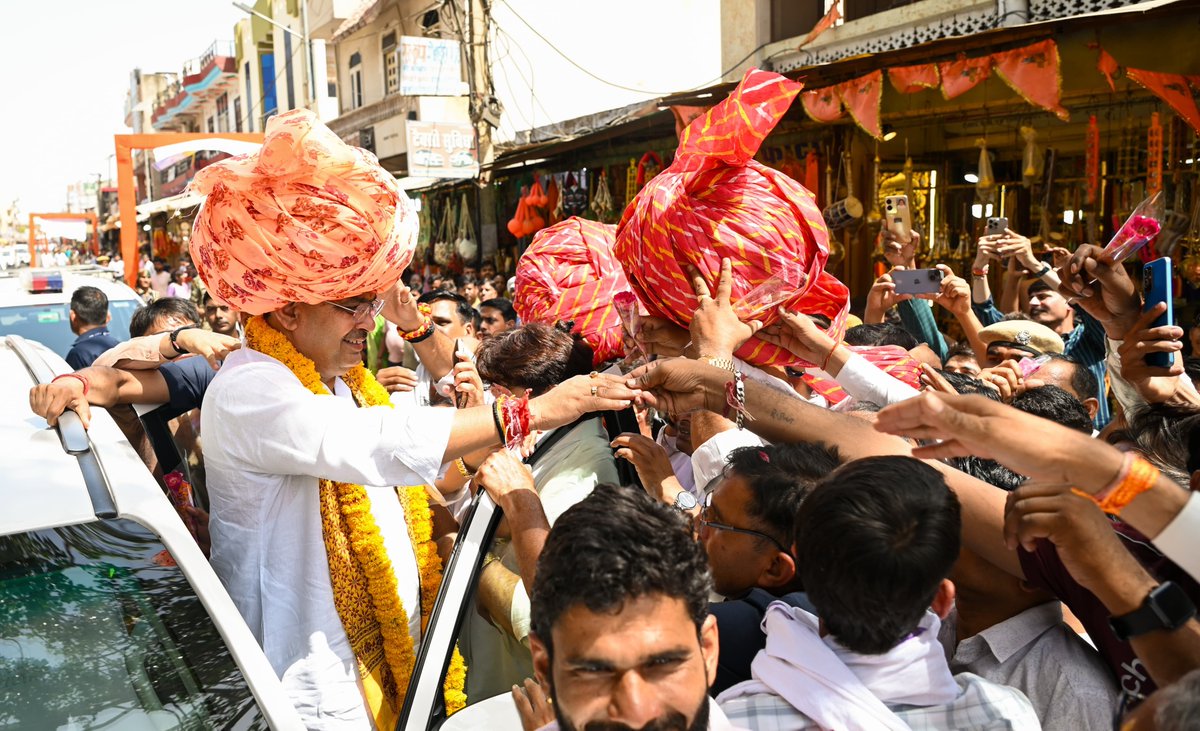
[0,335,305,729]
[411,149,446,169]
[0,266,144,358]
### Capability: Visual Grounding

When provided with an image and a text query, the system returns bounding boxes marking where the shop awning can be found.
[136,192,205,221]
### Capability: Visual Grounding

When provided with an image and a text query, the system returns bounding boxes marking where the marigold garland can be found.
[244,315,467,717]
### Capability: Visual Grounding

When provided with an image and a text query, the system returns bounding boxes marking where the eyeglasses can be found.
[328,298,385,322]
[698,491,790,554]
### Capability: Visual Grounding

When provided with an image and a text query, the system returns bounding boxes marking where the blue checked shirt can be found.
[720,672,1042,730]
[972,298,1110,429]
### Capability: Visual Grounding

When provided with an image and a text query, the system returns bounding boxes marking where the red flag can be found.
[992,40,1069,121]
[799,1,841,49]
[939,55,992,99]
[839,70,884,139]
[888,64,940,94]
[801,87,844,122]
[1096,47,1119,92]
[1127,67,1200,135]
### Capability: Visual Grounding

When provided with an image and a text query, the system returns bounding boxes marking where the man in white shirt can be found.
[519,485,740,731]
[188,109,638,730]
[718,456,1039,730]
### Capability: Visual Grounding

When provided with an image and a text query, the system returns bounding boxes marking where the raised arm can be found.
[29,366,171,429]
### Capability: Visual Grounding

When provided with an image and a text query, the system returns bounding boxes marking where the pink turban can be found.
[189,109,418,315]
[513,217,631,365]
[613,68,850,368]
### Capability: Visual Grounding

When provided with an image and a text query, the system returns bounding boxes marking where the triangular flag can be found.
[992,39,1069,121]
[839,70,884,139]
[939,55,992,99]
[1096,47,1119,92]
[801,87,844,123]
[888,64,940,94]
[1127,67,1200,134]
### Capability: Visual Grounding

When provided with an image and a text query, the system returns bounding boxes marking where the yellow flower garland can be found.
[244,315,467,717]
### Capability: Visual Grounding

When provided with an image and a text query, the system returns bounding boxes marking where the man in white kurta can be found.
[201,346,454,727]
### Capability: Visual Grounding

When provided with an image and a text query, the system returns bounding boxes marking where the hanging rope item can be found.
[590,170,614,222]
[433,199,455,266]
[455,192,476,262]
[613,68,849,369]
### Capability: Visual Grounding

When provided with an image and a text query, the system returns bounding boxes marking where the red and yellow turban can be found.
[188,109,418,315]
[613,68,850,367]
[513,216,632,365]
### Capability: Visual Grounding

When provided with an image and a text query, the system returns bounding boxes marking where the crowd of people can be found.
[26,90,1200,731]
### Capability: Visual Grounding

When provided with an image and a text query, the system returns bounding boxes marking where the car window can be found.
[0,518,267,730]
[0,298,140,357]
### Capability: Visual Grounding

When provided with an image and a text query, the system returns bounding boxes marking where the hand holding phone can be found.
[892,268,945,296]
[453,338,472,408]
[884,195,913,244]
[1142,258,1175,368]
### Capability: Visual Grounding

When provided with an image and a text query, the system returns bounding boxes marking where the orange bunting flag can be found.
[802,87,845,123]
[799,0,841,49]
[1127,67,1200,135]
[888,64,941,94]
[939,55,992,99]
[1096,47,1119,92]
[992,40,1068,121]
[839,70,884,139]
[513,217,632,365]
[613,68,850,369]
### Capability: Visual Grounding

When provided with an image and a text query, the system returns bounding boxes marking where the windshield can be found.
[0,298,140,357]
[0,519,266,730]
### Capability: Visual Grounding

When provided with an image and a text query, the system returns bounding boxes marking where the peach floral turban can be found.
[613,68,850,368]
[189,109,418,315]
[513,217,632,365]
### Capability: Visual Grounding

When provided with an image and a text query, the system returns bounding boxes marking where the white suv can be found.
[0,335,305,729]
[0,266,144,359]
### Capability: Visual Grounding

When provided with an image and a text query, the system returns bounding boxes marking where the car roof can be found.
[0,267,142,308]
[0,338,99,534]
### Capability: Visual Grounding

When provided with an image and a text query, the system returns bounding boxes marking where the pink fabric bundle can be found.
[613,68,850,367]
[513,216,632,365]
[189,109,418,315]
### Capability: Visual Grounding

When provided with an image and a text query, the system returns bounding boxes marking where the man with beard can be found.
[522,484,738,731]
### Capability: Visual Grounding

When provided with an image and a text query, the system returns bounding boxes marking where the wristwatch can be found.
[169,325,198,356]
[1108,582,1197,642]
[673,490,698,512]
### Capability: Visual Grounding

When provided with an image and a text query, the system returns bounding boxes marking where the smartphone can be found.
[892,268,945,296]
[883,195,913,243]
[453,338,470,408]
[1142,258,1175,368]
[985,216,1009,237]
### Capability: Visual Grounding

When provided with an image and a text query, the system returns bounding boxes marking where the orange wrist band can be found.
[1094,455,1159,515]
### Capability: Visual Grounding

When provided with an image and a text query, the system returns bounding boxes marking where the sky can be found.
[0,1,246,214]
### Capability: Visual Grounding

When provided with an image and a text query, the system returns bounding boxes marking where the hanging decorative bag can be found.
[433,198,455,266]
[455,192,477,262]
[590,170,614,222]
[508,186,529,239]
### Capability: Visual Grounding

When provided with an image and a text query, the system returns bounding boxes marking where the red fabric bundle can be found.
[613,68,850,368]
[803,345,922,405]
[513,216,632,365]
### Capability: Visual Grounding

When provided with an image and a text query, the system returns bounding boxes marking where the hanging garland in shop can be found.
[1147,112,1164,198]
[1086,115,1101,206]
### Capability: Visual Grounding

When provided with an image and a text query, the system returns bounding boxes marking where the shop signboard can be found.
[400,36,467,96]
[406,121,478,179]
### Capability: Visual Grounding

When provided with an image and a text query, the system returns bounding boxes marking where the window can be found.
[216,93,229,133]
[206,116,215,133]
[0,519,267,727]
[348,52,363,110]
[234,96,243,132]
[243,61,254,132]
[383,32,398,95]
[770,0,824,42]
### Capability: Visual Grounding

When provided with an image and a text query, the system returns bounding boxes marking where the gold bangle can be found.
[454,457,474,479]
[700,355,735,372]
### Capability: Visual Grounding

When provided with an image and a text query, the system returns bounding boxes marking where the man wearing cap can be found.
[977,319,1065,363]
[970,230,1109,428]
[187,109,638,729]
